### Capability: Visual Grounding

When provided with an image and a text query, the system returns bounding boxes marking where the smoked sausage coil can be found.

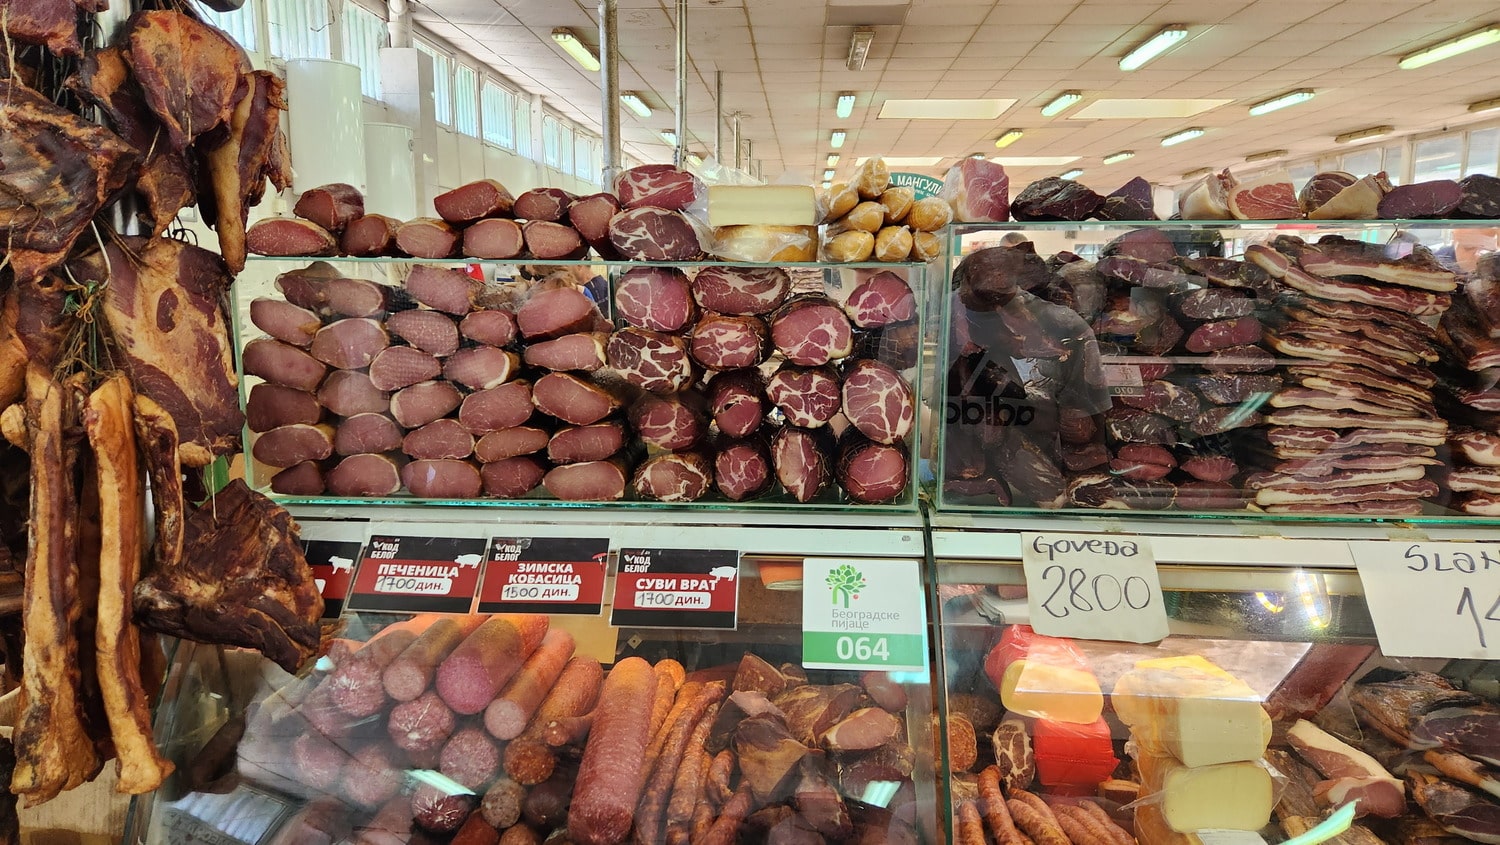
[698,783,753,845]
[979,766,1026,845]
[637,683,725,844]
[567,657,655,845]
[663,708,718,840]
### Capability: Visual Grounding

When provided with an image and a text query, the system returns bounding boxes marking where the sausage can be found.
[475,427,550,462]
[647,659,686,745]
[404,419,476,461]
[388,691,457,753]
[460,310,518,347]
[436,615,550,715]
[1008,793,1068,845]
[402,459,483,498]
[247,217,339,256]
[435,179,516,224]
[1077,801,1135,845]
[295,183,365,233]
[355,795,417,845]
[386,309,461,357]
[522,773,574,829]
[342,743,404,808]
[504,656,603,784]
[978,767,1024,845]
[318,370,390,417]
[531,374,620,426]
[445,347,522,391]
[335,413,404,457]
[271,461,325,495]
[391,380,464,429]
[480,456,548,499]
[412,783,474,833]
[484,629,577,740]
[325,454,404,497]
[480,778,525,828]
[647,682,700,768]
[450,814,500,845]
[342,213,402,257]
[513,187,575,223]
[541,712,592,748]
[567,657,655,845]
[464,218,525,260]
[250,298,321,347]
[698,784,753,845]
[542,457,629,502]
[396,217,461,259]
[517,287,597,341]
[291,731,346,791]
[1053,805,1113,845]
[246,383,321,433]
[325,634,414,718]
[369,345,442,392]
[664,711,716,837]
[440,727,502,790]
[522,221,586,260]
[251,423,334,468]
[407,265,484,316]
[498,825,541,845]
[383,616,486,702]
[310,318,390,369]
[637,683,726,843]
[706,750,734,805]
[955,801,987,845]
[243,338,328,392]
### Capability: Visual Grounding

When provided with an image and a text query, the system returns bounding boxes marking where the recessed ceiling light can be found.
[1072,99,1230,120]
[1248,89,1315,116]
[1182,167,1212,179]
[989,155,1081,167]
[826,154,840,167]
[552,28,600,72]
[1400,25,1500,70]
[821,180,832,189]
[854,156,945,167]
[823,168,837,180]
[994,128,1024,149]
[878,99,1016,120]
[620,92,652,118]
[830,129,847,148]
[1245,149,1289,162]
[1471,96,1500,113]
[1120,26,1188,71]
[1335,124,1393,144]
[660,129,677,146]
[1161,127,1206,146]
[1061,168,1084,180]
[1041,91,1082,117]
[837,93,856,119]
[1102,150,1135,165]
[847,26,875,71]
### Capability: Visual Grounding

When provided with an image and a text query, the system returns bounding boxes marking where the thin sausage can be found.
[484,629,577,740]
[637,683,725,844]
[566,657,655,845]
[504,656,602,784]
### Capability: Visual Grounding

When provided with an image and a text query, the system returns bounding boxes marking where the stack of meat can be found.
[939,158,1159,224]
[209,615,922,845]
[1438,253,1500,514]
[246,254,919,505]
[1182,167,1500,221]
[1244,235,1455,515]
[819,158,951,263]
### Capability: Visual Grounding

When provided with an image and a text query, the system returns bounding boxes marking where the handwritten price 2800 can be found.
[1038,565,1153,619]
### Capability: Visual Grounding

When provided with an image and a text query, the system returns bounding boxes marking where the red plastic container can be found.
[1032,717,1118,796]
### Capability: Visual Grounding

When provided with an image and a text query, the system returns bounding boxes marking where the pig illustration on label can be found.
[328,556,354,574]
[708,565,738,584]
[454,553,483,568]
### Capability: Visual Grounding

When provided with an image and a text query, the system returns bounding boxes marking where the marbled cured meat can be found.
[836,437,909,504]
[1265,408,1447,437]
[633,453,713,503]
[1118,381,1201,423]
[615,165,703,211]
[843,271,916,328]
[1190,374,1281,405]
[1290,294,1441,343]
[1266,334,1440,387]
[512,188,575,223]
[1247,245,1452,316]
[772,427,833,503]
[941,158,1009,223]
[607,329,694,394]
[1457,173,1500,219]
[1184,316,1262,353]
[609,208,703,261]
[841,360,915,445]
[1289,236,1456,292]
[1173,288,1256,321]
[629,393,707,451]
[1298,172,1357,216]
[770,295,854,366]
[1281,307,1440,362]
[1011,177,1103,222]
[1285,364,1432,404]
[714,436,773,501]
[1227,171,1300,220]
[1095,177,1157,221]
[615,267,695,332]
[1273,383,1434,419]
[1276,323,1427,366]
[1254,479,1437,507]
[707,370,768,438]
[691,266,791,316]
[689,314,767,371]
[1452,430,1500,466]
[1269,427,1447,453]
[766,367,841,429]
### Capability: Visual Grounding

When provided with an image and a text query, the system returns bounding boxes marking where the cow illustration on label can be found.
[329,556,354,574]
[454,553,483,568]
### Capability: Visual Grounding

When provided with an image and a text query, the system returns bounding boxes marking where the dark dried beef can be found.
[1011,177,1104,222]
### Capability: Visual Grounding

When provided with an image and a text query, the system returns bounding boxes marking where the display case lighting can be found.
[823,168,837,181]
[1245,149,1289,162]
[1160,127,1205,146]
[1120,26,1188,71]
[659,129,677,146]
[836,93,857,119]
[1399,25,1500,69]
[994,128,1024,148]
[1469,96,1500,113]
[847,27,875,71]
[620,93,653,118]
[1040,92,1081,117]
[1182,167,1213,179]
[1248,89,1315,116]
[551,28,600,72]
[826,154,839,167]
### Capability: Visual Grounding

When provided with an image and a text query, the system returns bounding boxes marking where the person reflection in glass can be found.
[945,240,1111,507]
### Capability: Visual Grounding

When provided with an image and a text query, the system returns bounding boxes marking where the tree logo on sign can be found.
[827,564,868,609]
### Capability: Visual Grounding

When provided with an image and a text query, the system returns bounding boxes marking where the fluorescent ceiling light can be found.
[1160,127,1206,146]
[1041,91,1082,117]
[847,26,875,71]
[836,93,856,119]
[993,128,1024,149]
[620,92,652,118]
[990,155,1081,167]
[826,154,840,167]
[1102,150,1135,165]
[854,156,945,167]
[1399,25,1500,69]
[1071,98,1230,119]
[823,168,837,180]
[552,28,600,72]
[687,153,703,166]
[878,99,1015,119]
[1335,124,1393,144]
[1248,89,1314,116]
[660,129,677,146]
[821,180,832,189]
[830,129,847,148]
[1471,96,1500,113]
[1183,167,1212,179]
[1245,149,1288,162]
[1061,169,1084,180]
[1120,26,1188,71]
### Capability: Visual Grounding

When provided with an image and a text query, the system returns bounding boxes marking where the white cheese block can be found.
[1113,658,1271,767]
[1137,752,1274,833]
[708,185,818,227]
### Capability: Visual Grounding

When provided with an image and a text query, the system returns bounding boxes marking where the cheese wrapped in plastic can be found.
[983,625,1103,724]
[1133,803,1201,845]
[711,225,818,263]
[1137,751,1274,833]
[1113,657,1271,768]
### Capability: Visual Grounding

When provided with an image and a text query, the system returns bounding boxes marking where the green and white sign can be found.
[889,172,943,200]
[802,558,927,672]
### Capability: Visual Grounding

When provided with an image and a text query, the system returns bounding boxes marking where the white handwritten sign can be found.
[1352,542,1500,659]
[1021,533,1169,644]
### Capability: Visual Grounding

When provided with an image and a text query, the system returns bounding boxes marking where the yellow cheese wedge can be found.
[1134,803,1201,845]
[1001,659,1104,725]
[1137,751,1273,833]
[708,185,818,227]
[1113,659,1271,767]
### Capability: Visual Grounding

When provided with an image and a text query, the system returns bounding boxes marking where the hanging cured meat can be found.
[203,70,294,273]
[125,11,249,152]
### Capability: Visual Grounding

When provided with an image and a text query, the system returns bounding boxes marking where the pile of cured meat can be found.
[0,7,323,806]
[941,158,1160,225]
[247,232,919,504]
[192,613,922,845]
[818,158,952,263]
[1438,253,1500,515]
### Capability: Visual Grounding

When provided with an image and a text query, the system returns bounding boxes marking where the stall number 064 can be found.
[1038,565,1153,619]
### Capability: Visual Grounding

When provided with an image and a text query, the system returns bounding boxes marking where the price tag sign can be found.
[478,537,610,615]
[296,520,368,618]
[802,558,927,672]
[347,534,486,614]
[1352,541,1500,659]
[610,548,740,630]
[1021,533,1169,644]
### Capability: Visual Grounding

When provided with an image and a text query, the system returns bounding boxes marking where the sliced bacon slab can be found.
[1265,408,1447,437]
[1247,245,1450,316]
[1286,364,1432,405]
[1274,383,1434,419]
[1266,334,1438,388]
[1269,426,1446,452]
[1254,479,1437,507]
[1292,235,1456,292]
[1452,429,1500,467]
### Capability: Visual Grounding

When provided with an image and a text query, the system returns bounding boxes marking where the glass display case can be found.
[935,219,1500,523]
[234,256,928,512]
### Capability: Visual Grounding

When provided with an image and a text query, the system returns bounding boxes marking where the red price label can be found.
[346,535,486,614]
[610,548,740,630]
[478,537,610,616]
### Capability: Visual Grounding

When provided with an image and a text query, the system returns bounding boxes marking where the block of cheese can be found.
[1113,658,1271,767]
[1137,751,1273,833]
[1133,803,1201,845]
[711,225,818,263]
[708,185,818,227]
[984,625,1103,725]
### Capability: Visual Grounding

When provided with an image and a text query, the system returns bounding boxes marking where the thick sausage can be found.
[250,298,321,347]
[531,373,620,426]
[484,629,577,740]
[396,218,461,259]
[341,743,403,808]
[335,413,404,457]
[440,727,502,789]
[542,457,629,502]
[522,221,586,260]
[517,287,597,340]
[464,218,525,260]
[291,731,346,791]
[498,825,540,845]
[252,423,334,468]
[383,615,487,702]
[444,347,522,391]
[480,456,547,498]
[450,814,499,845]
[243,337,328,392]
[474,427,550,462]
[386,309,461,357]
[503,656,603,784]
[639,683,725,840]
[369,346,442,392]
[402,459,483,498]
[325,619,434,717]
[460,310,518,347]
[318,370,389,417]
[271,462,325,495]
[480,778,525,829]
[435,179,516,224]
[407,265,483,316]
[325,453,404,496]
[523,332,608,373]
[412,783,474,833]
[522,773,573,829]
[342,213,402,257]
[436,615,550,715]
[567,657,655,845]
[388,691,456,753]
[310,318,390,369]
[664,716,716,839]
[247,217,339,256]
[512,188,574,223]
[542,712,592,748]
[246,383,321,433]
[391,380,464,429]
[295,183,365,232]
